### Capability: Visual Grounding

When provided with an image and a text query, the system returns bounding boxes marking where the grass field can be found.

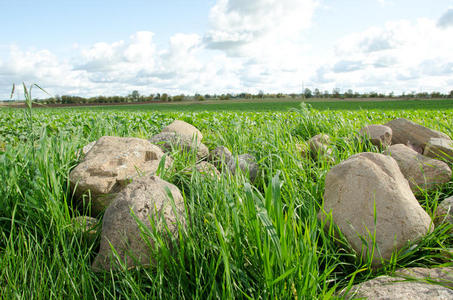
[5,98,452,112]
[0,101,452,298]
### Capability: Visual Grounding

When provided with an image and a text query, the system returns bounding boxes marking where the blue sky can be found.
[1,0,453,98]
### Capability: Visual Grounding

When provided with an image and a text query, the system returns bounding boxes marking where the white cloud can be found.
[312,17,453,93]
[2,3,453,98]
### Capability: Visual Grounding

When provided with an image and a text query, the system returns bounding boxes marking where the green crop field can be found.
[26,98,453,112]
[0,102,452,299]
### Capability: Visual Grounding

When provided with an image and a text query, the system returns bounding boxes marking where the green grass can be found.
[23,98,453,112]
[0,103,452,299]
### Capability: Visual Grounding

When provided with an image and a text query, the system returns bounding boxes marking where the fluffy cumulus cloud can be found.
[2,2,453,98]
[312,16,453,93]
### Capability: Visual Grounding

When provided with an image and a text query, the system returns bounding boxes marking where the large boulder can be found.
[228,154,259,182]
[343,267,453,299]
[149,132,209,160]
[424,138,453,164]
[92,175,185,271]
[208,146,233,168]
[384,144,451,193]
[318,152,432,267]
[385,118,450,152]
[435,196,453,232]
[70,136,172,215]
[359,124,392,147]
[161,120,203,143]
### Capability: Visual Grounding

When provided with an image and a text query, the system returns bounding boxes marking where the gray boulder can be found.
[70,136,172,215]
[343,267,453,299]
[318,152,432,267]
[385,118,450,152]
[92,175,185,271]
[228,154,259,182]
[385,144,451,193]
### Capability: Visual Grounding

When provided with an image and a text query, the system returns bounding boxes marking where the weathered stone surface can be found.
[308,134,333,159]
[161,120,203,143]
[72,216,99,244]
[359,124,392,147]
[424,138,453,163]
[70,136,172,215]
[149,132,209,159]
[343,267,453,299]
[385,118,450,152]
[208,146,233,168]
[92,176,185,271]
[82,141,96,156]
[435,196,453,232]
[228,154,259,182]
[385,144,451,193]
[318,152,432,266]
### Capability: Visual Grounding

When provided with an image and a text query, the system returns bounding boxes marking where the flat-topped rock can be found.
[424,138,453,163]
[385,118,450,152]
[70,136,172,215]
[385,144,451,193]
[92,175,185,271]
[359,124,392,147]
[318,152,432,267]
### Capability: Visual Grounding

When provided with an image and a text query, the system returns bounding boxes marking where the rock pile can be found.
[70,120,259,271]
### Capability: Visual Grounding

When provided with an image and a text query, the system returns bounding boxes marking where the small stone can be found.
[359,124,392,147]
[72,216,99,244]
[424,138,453,163]
[308,134,333,159]
[208,146,233,168]
[435,196,453,232]
[228,154,259,182]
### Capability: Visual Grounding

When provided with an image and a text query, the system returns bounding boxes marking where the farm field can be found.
[0,103,452,298]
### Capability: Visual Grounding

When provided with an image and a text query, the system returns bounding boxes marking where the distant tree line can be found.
[6,89,453,104]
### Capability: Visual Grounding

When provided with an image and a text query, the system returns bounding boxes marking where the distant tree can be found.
[303,88,312,98]
[204,94,211,99]
[130,90,140,102]
[332,88,340,98]
[344,89,354,98]
[258,90,264,99]
[161,93,168,101]
[196,95,205,101]
[449,90,453,98]
[314,88,321,98]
